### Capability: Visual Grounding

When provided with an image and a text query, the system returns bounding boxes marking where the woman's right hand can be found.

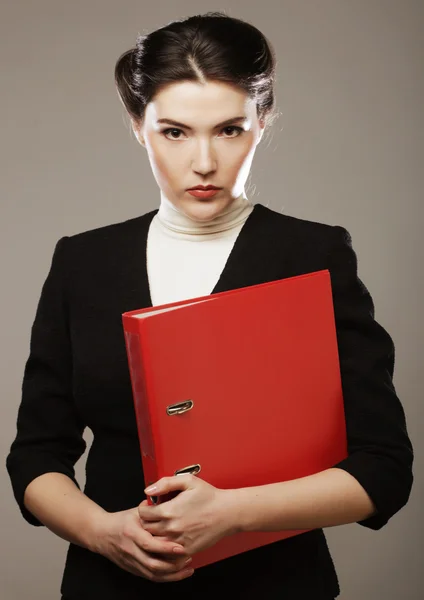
[91,506,194,582]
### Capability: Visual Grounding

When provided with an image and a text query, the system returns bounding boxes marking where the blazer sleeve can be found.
[6,237,87,526]
[329,225,414,530]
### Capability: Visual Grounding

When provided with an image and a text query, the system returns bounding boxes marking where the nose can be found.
[191,139,217,176]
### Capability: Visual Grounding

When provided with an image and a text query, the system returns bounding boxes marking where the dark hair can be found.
[114,11,278,128]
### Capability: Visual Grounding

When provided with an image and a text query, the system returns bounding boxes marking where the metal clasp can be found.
[166,399,194,416]
[174,464,201,476]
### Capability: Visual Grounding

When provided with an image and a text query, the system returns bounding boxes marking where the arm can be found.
[228,225,414,533]
[138,467,376,544]
[24,472,194,581]
[6,238,193,582]
[226,467,376,533]
[23,472,107,550]
[139,226,414,545]
[6,237,87,526]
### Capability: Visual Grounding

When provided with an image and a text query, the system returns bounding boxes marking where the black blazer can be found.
[6,203,414,600]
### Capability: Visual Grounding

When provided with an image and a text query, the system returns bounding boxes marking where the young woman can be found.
[6,11,414,600]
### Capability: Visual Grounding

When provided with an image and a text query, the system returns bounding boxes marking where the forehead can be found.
[146,80,255,125]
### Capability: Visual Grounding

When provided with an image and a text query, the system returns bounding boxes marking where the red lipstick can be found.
[187,185,222,199]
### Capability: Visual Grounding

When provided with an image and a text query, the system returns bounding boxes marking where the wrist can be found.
[84,507,110,554]
[219,487,250,535]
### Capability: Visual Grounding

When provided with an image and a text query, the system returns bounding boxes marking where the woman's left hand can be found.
[138,475,239,556]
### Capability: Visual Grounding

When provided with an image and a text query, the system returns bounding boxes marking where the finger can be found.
[139,475,195,522]
[138,502,164,522]
[135,529,186,557]
[130,541,193,576]
[154,535,187,555]
[127,546,194,581]
[142,521,168,537]
[144,474,194,498]
[124,560,194,583]
[147,566,195,583]
[144,553,193,575]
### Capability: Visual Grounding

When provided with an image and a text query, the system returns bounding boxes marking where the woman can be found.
[6,11,414,600]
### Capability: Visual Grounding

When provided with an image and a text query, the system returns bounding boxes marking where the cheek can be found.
[221,139,255,174]
[148,143,184,183]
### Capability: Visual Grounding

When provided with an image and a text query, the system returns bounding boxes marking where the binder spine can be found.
[124,328,159,493]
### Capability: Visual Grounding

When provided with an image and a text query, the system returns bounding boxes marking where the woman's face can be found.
[134,80,265,222]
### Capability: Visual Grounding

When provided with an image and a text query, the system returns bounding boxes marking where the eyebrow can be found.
[156,116,248,130]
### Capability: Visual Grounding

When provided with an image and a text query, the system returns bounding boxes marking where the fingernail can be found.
[184,558,192,565]
[145,485,157,493]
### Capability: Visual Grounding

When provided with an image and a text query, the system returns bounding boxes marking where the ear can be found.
[256,119,266,145]
[131,119,146,147]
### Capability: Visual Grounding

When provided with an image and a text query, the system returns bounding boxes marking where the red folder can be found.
[122,269,347,569]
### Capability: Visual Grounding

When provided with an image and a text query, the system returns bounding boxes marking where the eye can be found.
[162,128,185,140]
[160,125,244,141]
[220,126,244,138]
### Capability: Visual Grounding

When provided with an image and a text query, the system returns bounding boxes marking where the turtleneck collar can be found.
[156,193,254,236]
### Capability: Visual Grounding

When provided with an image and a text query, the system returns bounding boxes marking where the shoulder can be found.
[255,203,352,255]
[46,210,158,288]
[66,209,157,247]
[57,209,158,263]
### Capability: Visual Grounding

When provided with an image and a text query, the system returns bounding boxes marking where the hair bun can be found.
[114,11,278,126]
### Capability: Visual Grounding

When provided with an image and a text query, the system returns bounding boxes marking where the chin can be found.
[185,208,219,223]
[180,195,222,213]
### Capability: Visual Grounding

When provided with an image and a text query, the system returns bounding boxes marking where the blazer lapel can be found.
[211,203,282,294]
[132,202,289,310]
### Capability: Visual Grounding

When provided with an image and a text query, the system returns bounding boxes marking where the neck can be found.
[157,193,254,236]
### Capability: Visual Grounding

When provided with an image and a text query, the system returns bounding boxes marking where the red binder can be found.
[122,269,347,569]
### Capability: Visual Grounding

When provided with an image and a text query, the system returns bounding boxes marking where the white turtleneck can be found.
[146,194,254,306]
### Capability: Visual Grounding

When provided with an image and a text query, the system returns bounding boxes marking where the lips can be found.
[187,188,220,198]
[188,185,221,191]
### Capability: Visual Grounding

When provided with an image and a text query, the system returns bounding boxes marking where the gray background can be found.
[1,1,422,599]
